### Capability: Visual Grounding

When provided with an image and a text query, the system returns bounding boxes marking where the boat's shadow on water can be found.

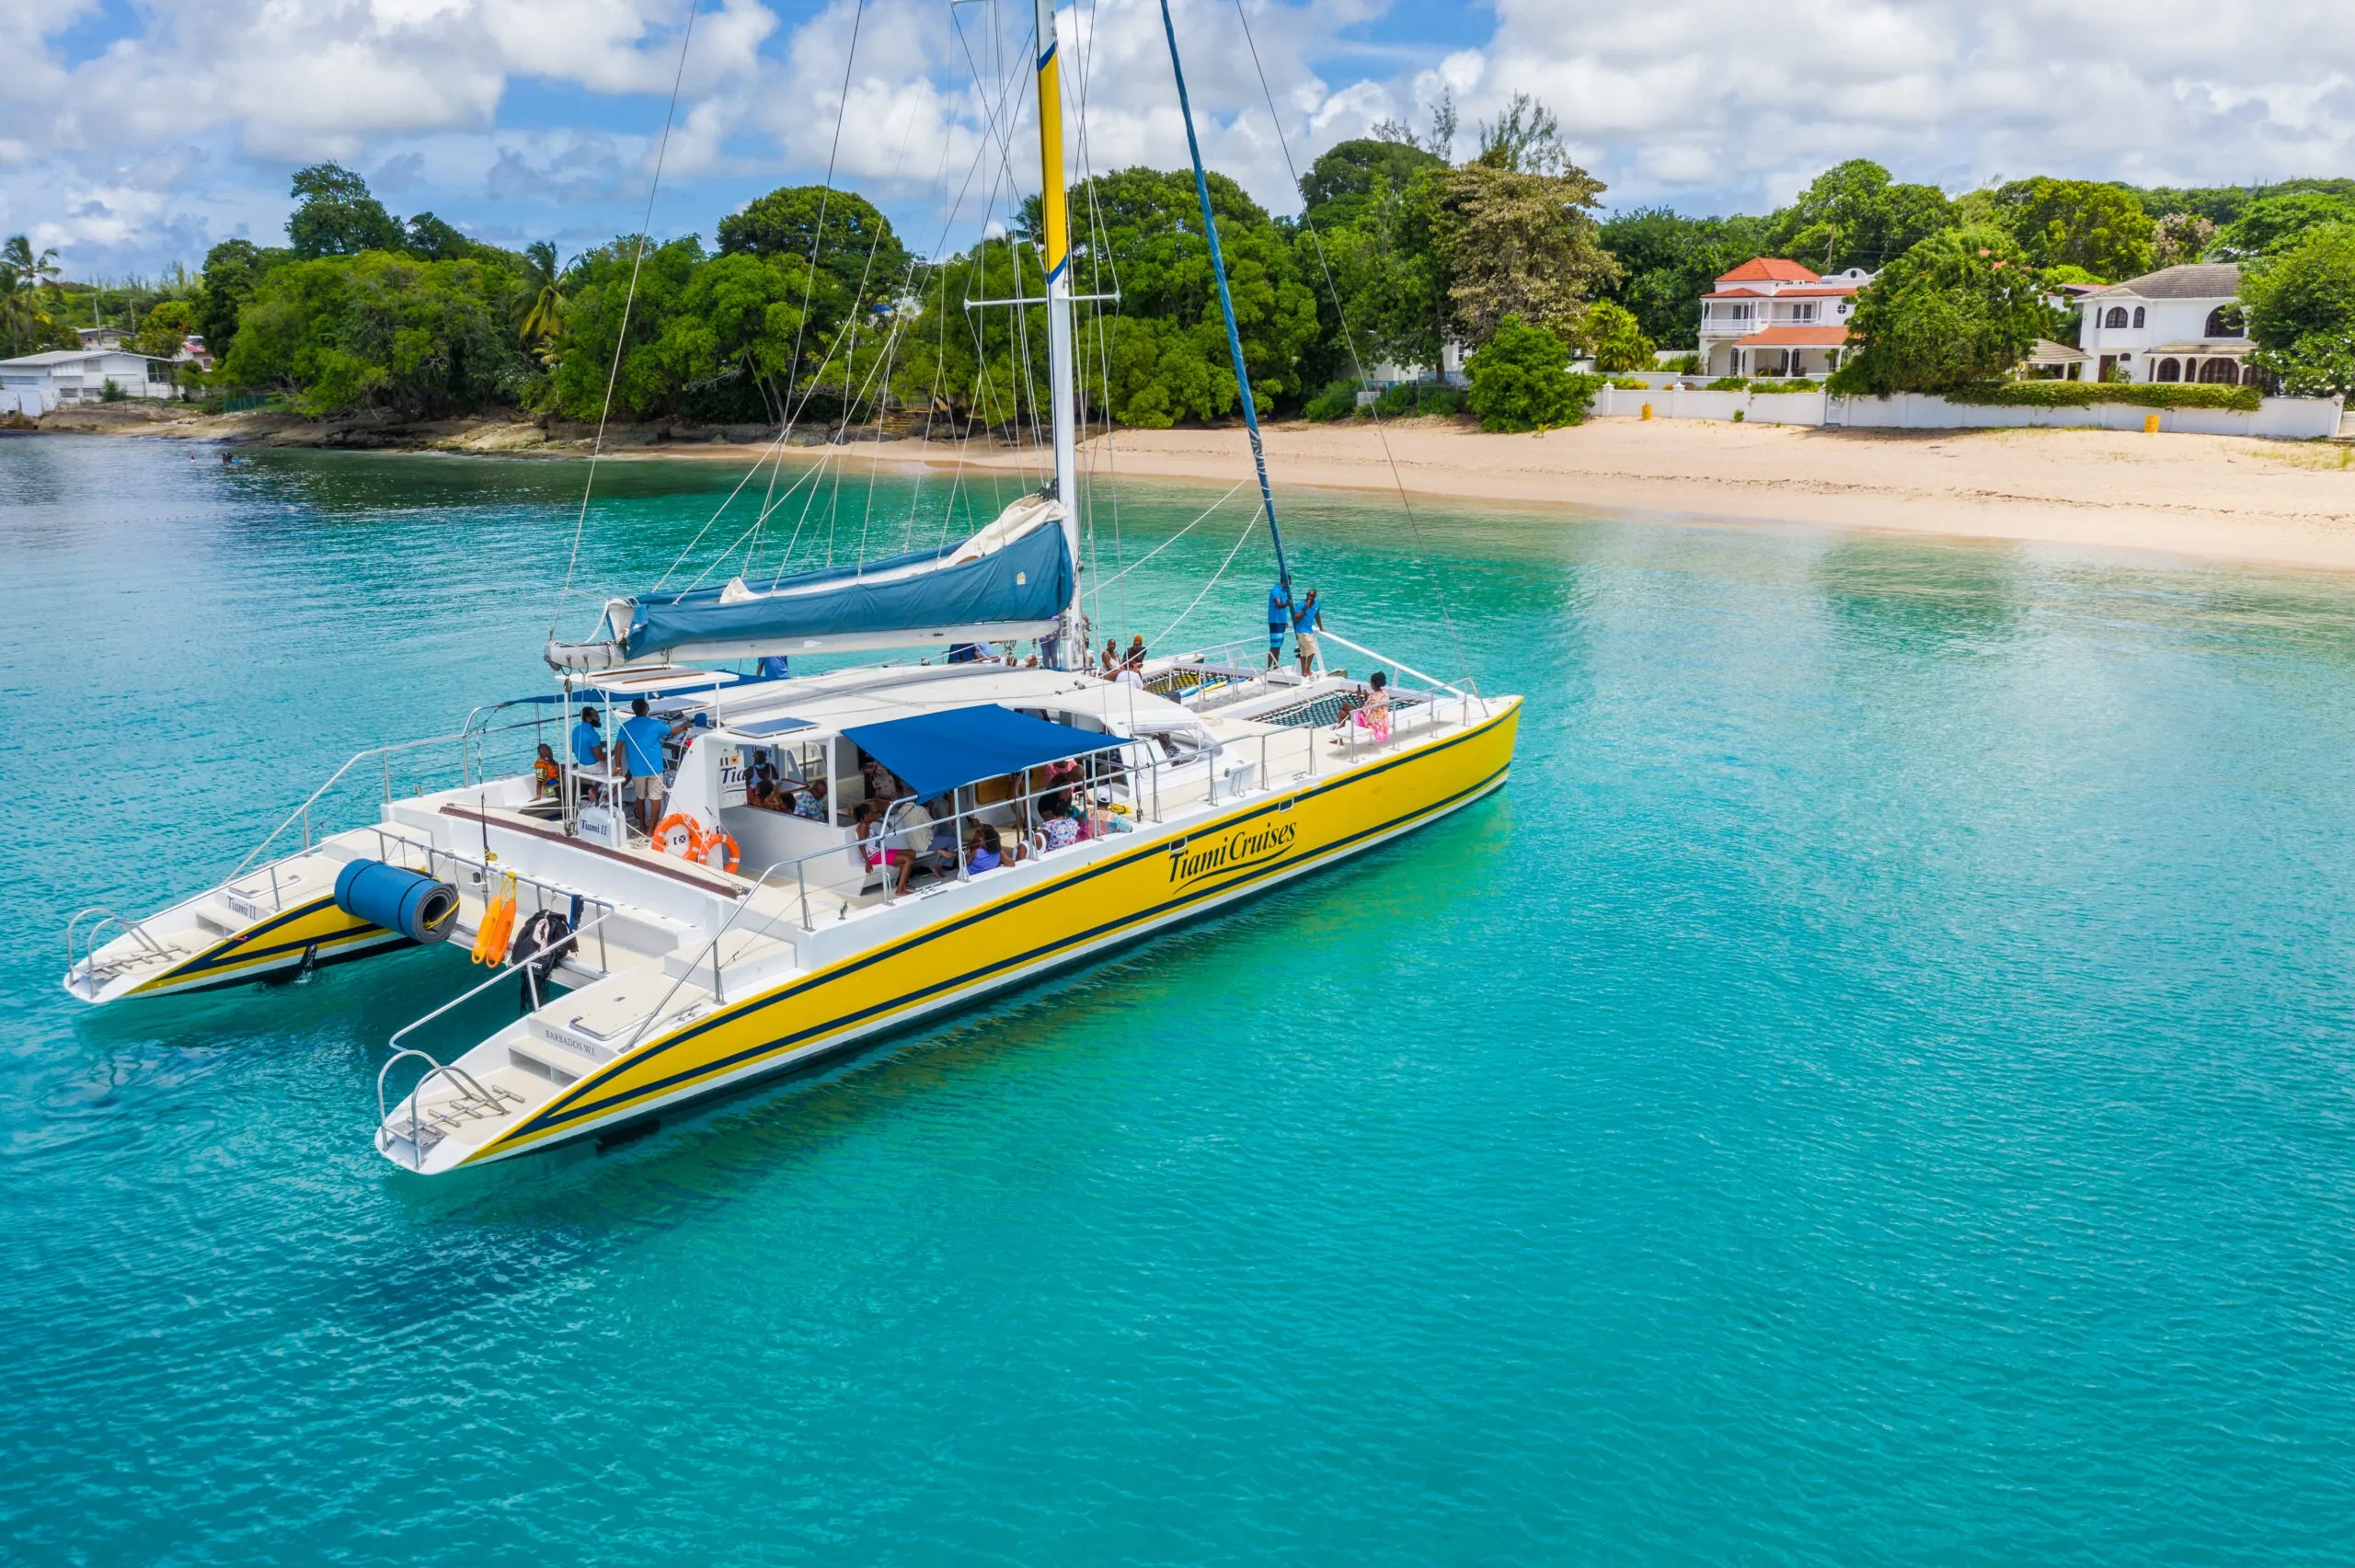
[378,796,1519,1229]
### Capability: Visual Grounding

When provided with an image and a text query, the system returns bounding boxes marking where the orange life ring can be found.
[652,812,704,859]
[700,830,741,874]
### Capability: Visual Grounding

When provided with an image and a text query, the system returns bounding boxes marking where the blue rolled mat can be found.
[332,859,460,944]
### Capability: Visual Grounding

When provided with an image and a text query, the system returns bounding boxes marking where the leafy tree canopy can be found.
[1768,159,1953,274]
[2244,223,2355,396]
[133,298,195,359]
[1989,177,2153,280]
[718,186,908,311]
[1465,314,1597,430]
[1432,157,1618,348]
[2215,192,2355,258]
[1828,226,2055,395]
[286,163,405,258]
[1585,300,1655,372]
[1298,138,1446,229]
[2151,212,2217,269]
[1600,207,1773,347]
[404,212,476,262]
[195,238,286,356]
[221,250,530,417]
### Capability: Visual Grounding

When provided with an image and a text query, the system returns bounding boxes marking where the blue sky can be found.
[7,0,2353,279]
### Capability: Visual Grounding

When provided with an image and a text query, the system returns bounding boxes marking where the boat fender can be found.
[333,860,460,945]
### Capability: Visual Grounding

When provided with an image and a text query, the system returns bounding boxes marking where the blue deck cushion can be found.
[843,704,1115,804]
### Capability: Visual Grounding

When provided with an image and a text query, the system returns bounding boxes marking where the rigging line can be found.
[775,0,867,440]
[1071,0,1128,638]
[1229,0,1477,688]
[548,0,702,642]
[1153,503,1266,650]
[1093,476,1248,591]
[678,455,830,595]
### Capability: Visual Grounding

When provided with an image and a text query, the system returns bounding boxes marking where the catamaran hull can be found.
[396,701,1520,1172]
[68,896,409,1002]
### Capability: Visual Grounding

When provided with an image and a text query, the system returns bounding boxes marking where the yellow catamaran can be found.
[62,0,1522,1173]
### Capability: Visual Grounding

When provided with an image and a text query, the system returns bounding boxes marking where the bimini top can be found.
[546,495,1073,670]
[843,704,1117,804]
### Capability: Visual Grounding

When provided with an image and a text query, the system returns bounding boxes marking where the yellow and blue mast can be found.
[1032,0,1085,666]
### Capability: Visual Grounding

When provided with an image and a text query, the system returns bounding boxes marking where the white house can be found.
[1695,258,1873,378]
[2074,263,2255,385]
[0,349,186,415]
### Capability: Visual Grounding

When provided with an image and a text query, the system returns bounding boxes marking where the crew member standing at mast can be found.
[1266,578,1293,671]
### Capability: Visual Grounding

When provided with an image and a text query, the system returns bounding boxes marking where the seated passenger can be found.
[1035,796,1081,854]
[890,798,936,895]
[792,776,829,820]
[853,803,892,878]
[570,706,606,769]
[967,824,1005,874]
[533,742,560,797]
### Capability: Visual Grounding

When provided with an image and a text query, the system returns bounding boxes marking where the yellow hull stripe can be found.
[130,897,397,996]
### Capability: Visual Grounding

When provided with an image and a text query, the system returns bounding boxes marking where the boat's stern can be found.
[63,840,410,1004]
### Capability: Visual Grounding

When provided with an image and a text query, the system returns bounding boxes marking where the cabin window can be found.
[2103,306,2129,329]
[2155,358,2181,383]
[2204,305,2244,338]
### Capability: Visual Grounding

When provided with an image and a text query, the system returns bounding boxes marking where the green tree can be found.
[133,298,195,359]
[1297,137,1445,230]
[195,238,284,360]
[546,236,705,420]
[2244,223,2355,395]
[1829,227,2054,395]
[1059,166,1321,422]
[511,240,569,363]
[1600,207,1775,347]
[285,163,404,258]
[1465,315,1596,430]
[1585,300,1654,371]
[4,234,63,292]
[1989,177,2153,279]
[1431,156,1619,348]
[1768,160,1953,273]
[222,250,529,416]
[404,212,475,261]
[2215,192,2355,258]
[718,187,905,304]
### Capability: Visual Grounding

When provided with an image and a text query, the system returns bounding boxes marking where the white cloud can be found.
[9,0,2355,278]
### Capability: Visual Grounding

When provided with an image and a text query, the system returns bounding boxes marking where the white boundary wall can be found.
[1591,383,2346,440]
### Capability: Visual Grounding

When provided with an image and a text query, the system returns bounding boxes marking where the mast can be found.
[1155,0,1292,593]
[1033,0,1083,667]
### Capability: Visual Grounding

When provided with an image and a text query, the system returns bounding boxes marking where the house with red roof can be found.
[1694,258,1875,379]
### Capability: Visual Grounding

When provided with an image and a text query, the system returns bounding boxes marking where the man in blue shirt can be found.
[1291,587,1324,678]
[1266,579,1293,670]
[755,654,791,678]
[618,697,672,834]
[570,706,606,769]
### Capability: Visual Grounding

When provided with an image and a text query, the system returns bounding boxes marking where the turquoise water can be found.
[6,436,2355,1563]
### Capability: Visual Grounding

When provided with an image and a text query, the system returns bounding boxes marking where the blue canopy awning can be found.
[842,704,1116,804]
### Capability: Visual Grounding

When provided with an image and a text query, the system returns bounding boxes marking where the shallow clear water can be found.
[5,436,2353,1564]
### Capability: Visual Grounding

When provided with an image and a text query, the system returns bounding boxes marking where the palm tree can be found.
[513,241,568,346]
[0,269,32,356]
[4,235,62,292]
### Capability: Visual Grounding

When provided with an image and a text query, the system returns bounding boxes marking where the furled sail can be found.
[546,495,1074,670]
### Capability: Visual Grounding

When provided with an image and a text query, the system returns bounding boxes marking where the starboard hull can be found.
[404,699,1521,1171]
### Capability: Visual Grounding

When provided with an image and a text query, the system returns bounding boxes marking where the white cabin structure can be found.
[2074,264,2256,385]
[0,349,186,415]
[1695,258,1873,378]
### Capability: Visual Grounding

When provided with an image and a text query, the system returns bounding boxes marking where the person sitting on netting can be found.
[1348,670,1393,743]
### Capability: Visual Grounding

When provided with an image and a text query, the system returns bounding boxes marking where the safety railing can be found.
[385,909,620,1059]
[376,1048,524,1171]
[362,826,618,977]
[64,907,169,995]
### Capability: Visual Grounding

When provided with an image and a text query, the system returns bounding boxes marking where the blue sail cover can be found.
[618,515,1072,660]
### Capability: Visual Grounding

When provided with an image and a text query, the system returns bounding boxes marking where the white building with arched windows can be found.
[2074,264,2257,386]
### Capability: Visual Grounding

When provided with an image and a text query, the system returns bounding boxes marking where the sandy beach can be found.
[40,403,2355,572]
